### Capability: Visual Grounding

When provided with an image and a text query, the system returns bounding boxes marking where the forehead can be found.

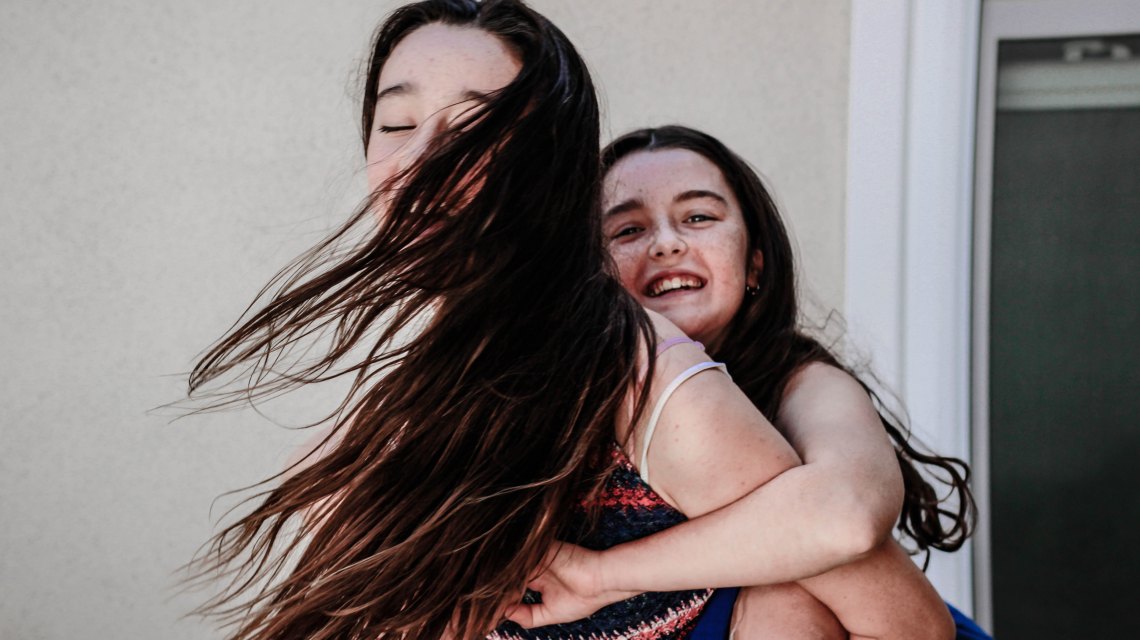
[378,23,521,101]
[603,149,736,206]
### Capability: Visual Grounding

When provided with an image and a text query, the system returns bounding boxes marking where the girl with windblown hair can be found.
[188,2,958,639]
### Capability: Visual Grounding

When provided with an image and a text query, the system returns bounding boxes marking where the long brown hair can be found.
[187,2,653,638]
[602,125,976,558]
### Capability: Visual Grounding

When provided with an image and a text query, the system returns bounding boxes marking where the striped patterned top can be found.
[488,445,713,640]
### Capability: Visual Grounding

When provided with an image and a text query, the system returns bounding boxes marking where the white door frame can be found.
[848,0,1140,630]
[845,0,981,617]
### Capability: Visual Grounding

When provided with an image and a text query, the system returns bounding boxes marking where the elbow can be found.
[813,508,885,568]
[845,464,906,558]
[829,484,900,561]
[832,511,887,561]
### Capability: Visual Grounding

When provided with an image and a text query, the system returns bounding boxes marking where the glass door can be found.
[982,31,1140,637]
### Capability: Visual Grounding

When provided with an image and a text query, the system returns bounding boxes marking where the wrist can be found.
[588,547,613,596]
[591,547,639,601]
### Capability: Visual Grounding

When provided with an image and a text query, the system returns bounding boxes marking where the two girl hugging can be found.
[187,2,989,639]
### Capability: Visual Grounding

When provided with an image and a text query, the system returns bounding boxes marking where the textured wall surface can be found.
[534,0,851,313]
[0,1,849,638]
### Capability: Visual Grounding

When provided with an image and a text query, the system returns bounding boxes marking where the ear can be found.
[747,249,764,287]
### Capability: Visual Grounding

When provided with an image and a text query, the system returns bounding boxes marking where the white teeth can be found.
[649,275,703,297]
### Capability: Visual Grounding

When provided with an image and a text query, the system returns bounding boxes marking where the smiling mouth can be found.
[646,275,705,298]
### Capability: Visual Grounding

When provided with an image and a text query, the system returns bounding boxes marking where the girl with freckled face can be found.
[511,127,989,640]
[602,147,760,351]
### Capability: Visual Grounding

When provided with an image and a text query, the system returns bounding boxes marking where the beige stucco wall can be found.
[534,0,850,313]
[0,2,849,638]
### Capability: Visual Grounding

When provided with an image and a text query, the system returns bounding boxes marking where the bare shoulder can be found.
[637,353,799,517]
[620,311,802,515]
[778,363,905,533]
[785,361,863,393]
[776,362,890,454]
[781,362,874,415]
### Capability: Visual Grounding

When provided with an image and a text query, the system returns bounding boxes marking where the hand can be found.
[505,543,640,628]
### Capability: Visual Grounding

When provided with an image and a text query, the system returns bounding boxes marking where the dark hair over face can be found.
[187,2,653,639]
[603,125,976,558]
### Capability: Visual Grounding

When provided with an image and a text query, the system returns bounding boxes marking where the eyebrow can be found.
[674,189,727,205]
[603,189,727,217]
[376,82,413,103]
[603,197,645,217]
[376,82,494,106]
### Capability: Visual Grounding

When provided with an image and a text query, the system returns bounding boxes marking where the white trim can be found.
[900,0,980,617]
[846,0,980,616]
[973,0,1140,630]
[844,0,909,396]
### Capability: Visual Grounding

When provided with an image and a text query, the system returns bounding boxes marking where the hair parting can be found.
[186,2,655,638]
[602,125,977,560]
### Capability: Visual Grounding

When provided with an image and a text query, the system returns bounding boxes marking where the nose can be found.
[392,115,451,177]
[392,119,444,174]
[649,225,687,258]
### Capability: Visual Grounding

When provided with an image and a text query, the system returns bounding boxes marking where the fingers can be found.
[505,604,551,629]
[504,603,533,628]
[507,542,577,629]
[505,575,549,629]
[527,573,547,593]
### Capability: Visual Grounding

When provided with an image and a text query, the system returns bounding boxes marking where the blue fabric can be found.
[947,603,993,640]
[687,587,739,640]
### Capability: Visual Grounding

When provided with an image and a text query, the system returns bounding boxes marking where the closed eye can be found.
[378,124,415,133]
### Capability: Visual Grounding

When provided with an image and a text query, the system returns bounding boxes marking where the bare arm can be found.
[768,365,951,639]
[607,364,952,638]
[799,540,953,640]
[598,363,904,591]
[515,361,952,638]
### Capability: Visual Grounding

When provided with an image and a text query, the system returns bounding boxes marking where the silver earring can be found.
[745,284,760,296]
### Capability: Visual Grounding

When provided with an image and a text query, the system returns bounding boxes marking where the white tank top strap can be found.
[638,360,729,484]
